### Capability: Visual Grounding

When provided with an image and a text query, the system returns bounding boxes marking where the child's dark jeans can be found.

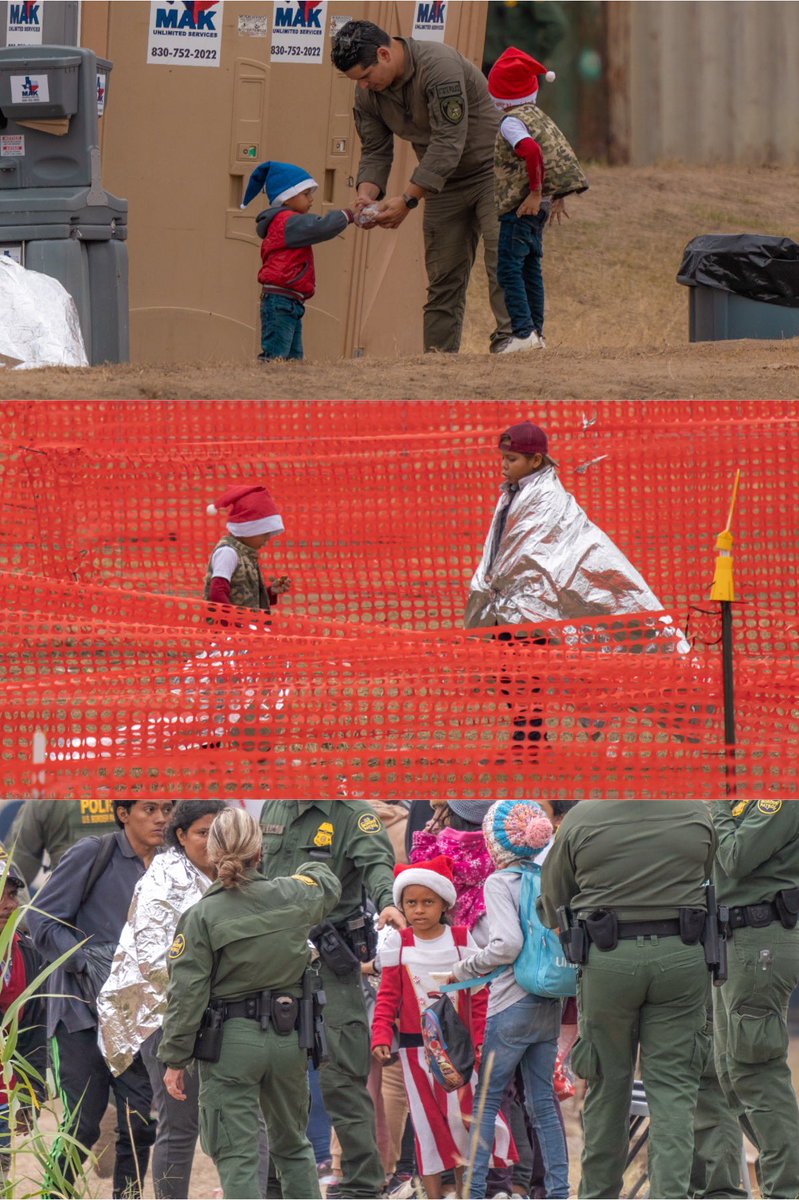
[259,291,305,360]
[496,209,547,338]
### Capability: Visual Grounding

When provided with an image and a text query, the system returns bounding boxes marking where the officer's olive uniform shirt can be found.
[260,801,395,924]
[159,861,341,1069]
[710,799,799,905]
[354,37,500,196]
[11,799,118,886]
[539,800,717,926]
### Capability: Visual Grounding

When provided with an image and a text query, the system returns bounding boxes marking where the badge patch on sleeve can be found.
[440,93,464,124]
[168,933,186,961]
[758,799,783,815]
[292,873,319,887]
[357,813,383,834]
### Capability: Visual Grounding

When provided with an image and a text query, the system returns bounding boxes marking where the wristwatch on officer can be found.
[402,192,420,210]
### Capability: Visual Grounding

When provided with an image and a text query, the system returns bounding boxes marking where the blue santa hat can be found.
[240,160,319,209]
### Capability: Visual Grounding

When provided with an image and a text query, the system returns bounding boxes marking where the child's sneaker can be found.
[536,332,547,348]
[497,332,541,353]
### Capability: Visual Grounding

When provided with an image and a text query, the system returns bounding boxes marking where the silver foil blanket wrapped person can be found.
[464,464,677,639]
[97,847,212,1077]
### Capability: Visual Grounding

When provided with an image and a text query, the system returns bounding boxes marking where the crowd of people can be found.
[1,797,798,1200]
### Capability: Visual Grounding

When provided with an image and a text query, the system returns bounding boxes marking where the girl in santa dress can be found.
[372,855,515,1200]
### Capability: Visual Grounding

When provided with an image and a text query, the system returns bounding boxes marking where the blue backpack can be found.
[501,863,577,1000]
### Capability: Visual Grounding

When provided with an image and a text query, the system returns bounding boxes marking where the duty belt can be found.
[726,901,780,931]
[222,988,302,1028]
[617,919,682,940]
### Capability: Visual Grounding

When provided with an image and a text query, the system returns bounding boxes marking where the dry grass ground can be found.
[2,163,798,401]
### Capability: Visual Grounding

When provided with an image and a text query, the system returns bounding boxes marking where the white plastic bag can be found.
[0,256,89,368]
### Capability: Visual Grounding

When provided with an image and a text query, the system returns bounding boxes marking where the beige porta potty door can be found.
[81,0,487,365]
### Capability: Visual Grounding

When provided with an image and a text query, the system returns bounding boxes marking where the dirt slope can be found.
[2,162,798,400]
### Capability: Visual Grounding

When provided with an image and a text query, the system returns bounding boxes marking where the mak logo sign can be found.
[412,1,447,43]
[274,1,324,28]
[6,0,44,47]
[10,73,49,103]
[154,0,219,30]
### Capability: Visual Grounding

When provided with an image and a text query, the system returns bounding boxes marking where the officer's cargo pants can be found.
[199,1018,318,1200]
[318,965,385,1198]
[690,998,747,1199]
[422,170,512,353]
[570,937,708,1200]
[713,923,799,1200]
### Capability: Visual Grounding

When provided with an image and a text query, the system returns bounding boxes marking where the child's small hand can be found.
[517,189,542,217]
[373,1045,392,1064]
[271,575,291,594]
[549,197,569,225]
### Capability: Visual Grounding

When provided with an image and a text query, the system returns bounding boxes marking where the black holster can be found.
[679,907,706,945]
[775,887,799,930]
[310,920,361,976]
[193,1004,225,1063]
[271,994,300,1035]
[341,909,377,964]
[557,905,588,965]
[584,909,619,952]
[299,969,330,1069]
[702,884,729,986]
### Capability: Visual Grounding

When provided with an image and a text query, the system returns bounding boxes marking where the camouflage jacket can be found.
[203,534,272,612]
[494,103,588,215]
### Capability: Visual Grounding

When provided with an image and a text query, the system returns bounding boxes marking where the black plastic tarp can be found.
[677,234,799,308]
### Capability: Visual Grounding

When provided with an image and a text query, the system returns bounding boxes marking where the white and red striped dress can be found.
[373,925,516,1177]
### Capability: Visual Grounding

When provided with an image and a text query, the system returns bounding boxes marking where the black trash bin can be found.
[677,234,799,342]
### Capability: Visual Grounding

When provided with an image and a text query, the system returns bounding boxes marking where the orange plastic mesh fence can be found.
[1,400,797,799]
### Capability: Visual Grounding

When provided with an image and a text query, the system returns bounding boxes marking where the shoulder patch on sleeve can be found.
[168,933,186,961]
[292,873,319,887]
[440,94,464,125]
[357,813,383,835]
[435,82,463,99]
[757,799,783,815]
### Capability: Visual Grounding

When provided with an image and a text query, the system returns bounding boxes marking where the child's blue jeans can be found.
[467,993,569,1199]
[259,292,305,360]
[496,210,547,339]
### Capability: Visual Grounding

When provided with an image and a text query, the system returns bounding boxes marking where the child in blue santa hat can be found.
[241,160,355,361]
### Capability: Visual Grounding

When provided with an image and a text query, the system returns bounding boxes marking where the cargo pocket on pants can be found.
[199,1104,233,1159]
[729,1006,788,1064]
[571,1036,601,1085]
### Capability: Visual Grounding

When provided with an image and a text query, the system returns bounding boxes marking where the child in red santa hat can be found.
[204,483,290,612]
[487,47,588,353]
[372,855,515,1199]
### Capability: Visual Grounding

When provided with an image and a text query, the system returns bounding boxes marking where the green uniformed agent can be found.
[331,20,513,354]
[10,799,118,887]
[260,800,401,1199]
[709,798,799,1200]
[539,800,717,1200]
[160,807,341,1200]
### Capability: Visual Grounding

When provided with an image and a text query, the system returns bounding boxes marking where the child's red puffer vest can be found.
[258,209,316,299]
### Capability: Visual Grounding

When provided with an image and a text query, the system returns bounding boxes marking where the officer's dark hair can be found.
[208,808,261,890]
[550,801,580,817]
[113,801,136,828]
[331,20,391,72]
[166,801,227,852]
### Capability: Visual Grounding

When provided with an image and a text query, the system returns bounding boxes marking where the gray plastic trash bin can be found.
[678,234,799,343]
[0,44,128,363]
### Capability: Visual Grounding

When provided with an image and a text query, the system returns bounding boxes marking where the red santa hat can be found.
[488,47,556,107]
[207,484,284,538]
[393,855,457,910]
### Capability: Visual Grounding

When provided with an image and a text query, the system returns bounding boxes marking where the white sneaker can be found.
[537,332,547,348]
[496,332,541,353]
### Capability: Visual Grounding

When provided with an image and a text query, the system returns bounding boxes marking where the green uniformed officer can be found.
[160,807,341,1200]
[260,800,402,1199]
[331,20,513,354]
[709,798,799,1200]
[10,799,118,887]
[539,800,717,1200]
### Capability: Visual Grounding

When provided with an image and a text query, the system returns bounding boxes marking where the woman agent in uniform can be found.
[159,808,342,1200]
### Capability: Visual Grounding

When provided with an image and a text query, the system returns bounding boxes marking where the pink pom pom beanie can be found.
[483,800,554,868]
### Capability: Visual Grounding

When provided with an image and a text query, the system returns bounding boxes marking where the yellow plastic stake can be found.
[710,470,741,603]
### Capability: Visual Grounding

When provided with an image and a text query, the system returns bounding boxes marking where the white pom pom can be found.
[206,503,218,515]
[545,70,556,82]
